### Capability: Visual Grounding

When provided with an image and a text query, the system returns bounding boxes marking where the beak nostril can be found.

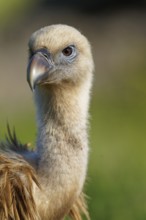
[43,53,49,59]
[35,48,50,60]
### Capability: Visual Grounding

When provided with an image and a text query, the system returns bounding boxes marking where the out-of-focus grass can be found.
[88,70,146,219]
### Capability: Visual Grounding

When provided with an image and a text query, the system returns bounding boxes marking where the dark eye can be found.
[62,46,73,56]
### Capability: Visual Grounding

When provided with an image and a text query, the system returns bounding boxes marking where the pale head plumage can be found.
[27,24,94,90]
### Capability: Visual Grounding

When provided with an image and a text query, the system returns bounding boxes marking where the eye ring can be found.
[62,46,73,57]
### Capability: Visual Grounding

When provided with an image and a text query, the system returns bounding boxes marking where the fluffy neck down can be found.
[34,80,91,219]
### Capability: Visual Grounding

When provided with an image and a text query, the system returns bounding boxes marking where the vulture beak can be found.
[27,49,54,90]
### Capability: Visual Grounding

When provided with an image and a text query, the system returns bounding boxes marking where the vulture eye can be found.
[62,46,74,57]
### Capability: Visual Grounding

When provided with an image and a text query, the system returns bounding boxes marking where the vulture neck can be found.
[34,82,90,185]
[34,82,91,218]
[35,83,90,153]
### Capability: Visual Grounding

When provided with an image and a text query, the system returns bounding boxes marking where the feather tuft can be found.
[69,193,90,220]
[0,153,40,220]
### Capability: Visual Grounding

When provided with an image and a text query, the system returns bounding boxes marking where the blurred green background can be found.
[0,1,146,219]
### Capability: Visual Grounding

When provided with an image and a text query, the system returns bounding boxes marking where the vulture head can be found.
[27,24,93,91]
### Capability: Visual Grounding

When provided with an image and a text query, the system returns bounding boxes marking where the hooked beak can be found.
[27,49,53,91]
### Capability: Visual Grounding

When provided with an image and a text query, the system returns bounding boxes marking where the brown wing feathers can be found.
[0,125,40,220]
[0,152,40,220]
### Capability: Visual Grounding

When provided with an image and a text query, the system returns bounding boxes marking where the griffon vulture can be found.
[0,24,94,220]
